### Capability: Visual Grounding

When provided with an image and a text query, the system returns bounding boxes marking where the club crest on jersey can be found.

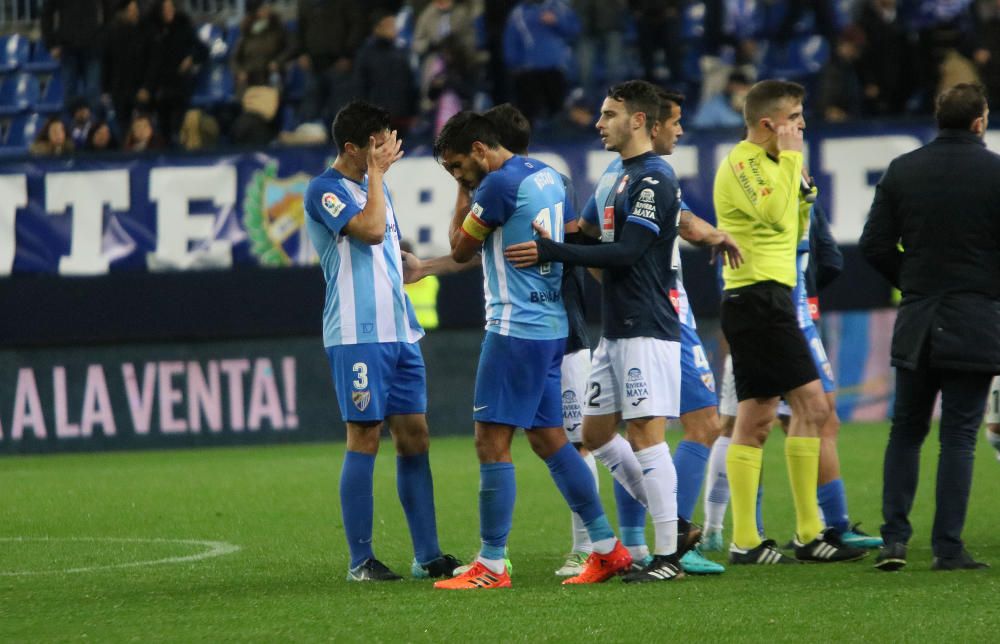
[352,390,371,411]
[701,373,717,392]
[617,174,630,194]
[822,361,834,382]
[626,368,649,399]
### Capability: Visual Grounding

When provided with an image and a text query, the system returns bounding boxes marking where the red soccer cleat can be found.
[433,561,511,590]
[562,540,632,584]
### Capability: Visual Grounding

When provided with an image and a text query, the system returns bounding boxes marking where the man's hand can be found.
[504,222,550,267]
[367,130,403,176]
[711,231,743,269]
[401,250,424,284]
[775,123,803,153]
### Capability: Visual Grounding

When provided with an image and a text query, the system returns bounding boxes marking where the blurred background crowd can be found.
[1,0,999,156]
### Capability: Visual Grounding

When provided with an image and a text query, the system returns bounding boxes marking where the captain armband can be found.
[461,211,493,241]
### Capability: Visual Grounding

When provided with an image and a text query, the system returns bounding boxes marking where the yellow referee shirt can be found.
[713,140,814,289]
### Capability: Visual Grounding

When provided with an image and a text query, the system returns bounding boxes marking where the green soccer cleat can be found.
[554,551,589,577]
[840,523,884,549]
[452,551,513,578]
[702,529,725,552]
[680,547,726,574]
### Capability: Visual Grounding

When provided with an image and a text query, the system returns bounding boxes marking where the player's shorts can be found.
[680,323,718,415]
[721,281,819,401]
[325,341,427,423]
[719,354,737,418]
[584,336,681,420]
[473,332,564,429]
[986,375,1000,424]
[561,347,590,443]
[777,323,837,416]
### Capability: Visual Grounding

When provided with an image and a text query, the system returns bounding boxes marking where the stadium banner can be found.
[0,312,894,455]
[2,123,997,276]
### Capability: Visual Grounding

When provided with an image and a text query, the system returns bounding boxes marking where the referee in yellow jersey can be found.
[712,80,866,564]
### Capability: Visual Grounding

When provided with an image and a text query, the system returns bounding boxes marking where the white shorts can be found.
[583,337,681,420]
[561,348,591,443]
[719,354,737,418]
[986,375,1000,425]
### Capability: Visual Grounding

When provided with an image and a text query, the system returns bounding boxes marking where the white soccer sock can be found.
[476,555,506,575]
[704,435,731,532]
[570,452,599,554]
[635,442,678,556]
[592,433,648,506]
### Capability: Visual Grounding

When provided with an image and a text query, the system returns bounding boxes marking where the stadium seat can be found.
[198,23,230,61]
[759,35,829,80]
[2,111,41,150]
[283,62,305,103]
[0,34,30,73]
[23,40,60,73]
[0,73,40,116]
[190,64,235,107]
[33,72,64,113]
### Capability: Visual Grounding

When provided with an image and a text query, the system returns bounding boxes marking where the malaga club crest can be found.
[352,390,371,412]
[243,161,319,266]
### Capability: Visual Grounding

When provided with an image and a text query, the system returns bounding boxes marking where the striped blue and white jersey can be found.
[471,155,572,340]
[304,167,424,347]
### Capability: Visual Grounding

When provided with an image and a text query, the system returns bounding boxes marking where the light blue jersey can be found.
[304,167,424,347]
[470,155,572,340]
[792,212,814,329]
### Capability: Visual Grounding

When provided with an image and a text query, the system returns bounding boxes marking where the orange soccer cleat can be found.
[562,541,632,584]
[433,561,511,590]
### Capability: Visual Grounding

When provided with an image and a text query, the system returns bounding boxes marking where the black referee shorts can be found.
[721,281,819,401]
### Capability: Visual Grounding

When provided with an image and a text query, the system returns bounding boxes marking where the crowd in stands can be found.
[3,0,1000,156]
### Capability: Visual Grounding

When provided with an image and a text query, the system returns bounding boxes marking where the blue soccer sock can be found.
[397,452,441,565]
[756,479,765,538]
[614,478,648,558]
[340,451,376,568]
[818,478,850,533]
[479,462,516,563]
[674,440,710,521]
[544,443,615,552]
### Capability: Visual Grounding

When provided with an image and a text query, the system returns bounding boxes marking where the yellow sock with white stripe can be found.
[785,436,824,543]
[726,444,763,549]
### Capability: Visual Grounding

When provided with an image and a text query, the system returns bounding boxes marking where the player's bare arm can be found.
[678,210,743,269]
[401,250,482,284]
[344,131,404,245]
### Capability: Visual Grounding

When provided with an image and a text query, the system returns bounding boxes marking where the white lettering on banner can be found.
[384,157,467,257]
[821,136,921,243]
[147,166,237,270]
[123,362,156,434]
[11,368,46,439]
[53,366,80,438]
[219,359,250,431]
[247,358,284,430]
[46,170,130,275]
[80,365,115,436]
[0,175,26,276]
[158,361,187,434]
[188,361,222,433]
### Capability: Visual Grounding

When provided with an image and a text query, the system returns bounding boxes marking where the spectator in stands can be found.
[102,0,151,127]
[572,0,628,99]
[857,0,915,116]
[123,112,165,151]
[231,85,279,146]
[692,71,751,129]
[233,0,291,94]
[504,0,580,125]
[29,117,74,156]
[912,0,980,110]
[817,26,865,122]
[144,0,206,143]
[296,0,365,125]
[355,10,418,135]
[86,120,118,151]
[424,33,479,133]
[629,0,683,85]
[67,97,95,148]
[40,0,114,107]
[412,0,478,61]
[973,0,1000,107]
[179,109,220,151]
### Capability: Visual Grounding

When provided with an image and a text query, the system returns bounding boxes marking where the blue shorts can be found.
[802,323,836,393]
[474,332,564,429]
[680,323,719,415]
[325,341,427,423]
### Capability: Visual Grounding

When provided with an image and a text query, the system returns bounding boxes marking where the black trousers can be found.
[881,365,993,557]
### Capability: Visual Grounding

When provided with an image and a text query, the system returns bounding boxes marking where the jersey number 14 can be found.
[533,203,564,276]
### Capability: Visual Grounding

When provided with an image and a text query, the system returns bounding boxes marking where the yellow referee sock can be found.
[785,436,824,543]
[726,444,763,549]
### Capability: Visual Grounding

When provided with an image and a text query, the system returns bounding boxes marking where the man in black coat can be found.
[41,0,115,106]
[860,82,1000,572]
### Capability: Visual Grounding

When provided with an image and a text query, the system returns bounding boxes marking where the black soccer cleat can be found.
[347,558,403,582]
[729,539,799,565]
[794,528,868,563]
[931,550,989,571]
[621,554,685,583]
[677,517,703,558]
[412,554,464,578]
[874,542,908,571]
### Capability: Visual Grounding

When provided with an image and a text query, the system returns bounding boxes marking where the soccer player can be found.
[430,111,630,589]
[987,376,1000,460]
[712,79,866,564]
[303,101,461,582]
[573,84,739,575]
[400,103,600,577]
[506,81,692,583]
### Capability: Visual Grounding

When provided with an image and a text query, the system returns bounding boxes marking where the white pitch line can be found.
[0,537,241,576]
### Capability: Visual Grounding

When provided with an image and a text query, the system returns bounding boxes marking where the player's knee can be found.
[526,427,567,459]
[346,422,382,454]
[806,397,832,432]
[389,417,430,456]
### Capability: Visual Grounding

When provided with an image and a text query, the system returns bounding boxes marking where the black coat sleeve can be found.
[536,219,657,268]
[809,201,843,290]
[859,164,903,288]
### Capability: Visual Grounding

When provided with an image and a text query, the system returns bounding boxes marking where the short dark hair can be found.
[332,100,391,153]
[743,79,806,126]
[483,103,531,155]
[607,80,661,132]
[433,111,502,159]
[655,88,685,123]
[936,83,988,130]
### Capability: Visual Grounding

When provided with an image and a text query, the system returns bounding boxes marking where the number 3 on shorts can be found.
[352,362,368,390]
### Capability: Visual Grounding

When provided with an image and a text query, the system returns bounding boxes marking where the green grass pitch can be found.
[2,422,999,641]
